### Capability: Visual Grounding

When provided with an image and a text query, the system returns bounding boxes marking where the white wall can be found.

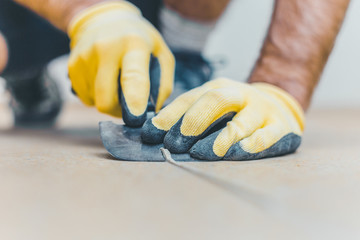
[205,0,360,108]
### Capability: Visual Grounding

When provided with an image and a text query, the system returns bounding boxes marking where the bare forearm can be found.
[13,0,113,31]
[164,0,230,22]
[249,0,350,110]
[0,32,8,73]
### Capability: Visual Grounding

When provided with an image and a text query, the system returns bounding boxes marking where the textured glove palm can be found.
[142,78,305,161]
[68,2,174,126]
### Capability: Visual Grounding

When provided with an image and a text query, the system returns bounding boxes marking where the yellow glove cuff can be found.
[68,1,141,38]
[252,82,305,132]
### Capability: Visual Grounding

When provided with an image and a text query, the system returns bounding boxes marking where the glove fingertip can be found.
[141,118,167,144]
[122,109,147,127]
[119,85,147,127]
[190,131,223,161]
[163,117,198,154]
[224,133,302,161]
[164,112,236,155]
[163,133,195,154]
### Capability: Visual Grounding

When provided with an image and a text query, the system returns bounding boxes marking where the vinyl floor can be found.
[0,103,359,240]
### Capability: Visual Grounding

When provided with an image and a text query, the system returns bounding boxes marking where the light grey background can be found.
[205,0,360,108]
[1,0,359,108]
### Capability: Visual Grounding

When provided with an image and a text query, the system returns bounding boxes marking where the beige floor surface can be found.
[0,103,359,240]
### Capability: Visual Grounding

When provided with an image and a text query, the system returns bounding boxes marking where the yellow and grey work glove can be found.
[68,1,174,127]
[141,78,305,160]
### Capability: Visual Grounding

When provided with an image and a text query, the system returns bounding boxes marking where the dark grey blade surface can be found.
[99,121,197,161]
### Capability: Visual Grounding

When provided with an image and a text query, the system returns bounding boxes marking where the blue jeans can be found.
[0,0,162,78]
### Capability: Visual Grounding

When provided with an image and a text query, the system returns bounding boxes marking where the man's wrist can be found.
[247,0,350,112]
[248,54,315,111]
[64,0,120,32]
[67,1,140,37]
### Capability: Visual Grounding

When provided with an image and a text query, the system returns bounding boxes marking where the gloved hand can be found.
[142,78,305,160]
[68,1,174,127]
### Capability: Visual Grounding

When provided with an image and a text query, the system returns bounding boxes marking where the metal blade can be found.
[99,121,198,161]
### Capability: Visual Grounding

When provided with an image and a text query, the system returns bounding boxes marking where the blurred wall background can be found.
[1,0,359,108]
[205,0,360,108]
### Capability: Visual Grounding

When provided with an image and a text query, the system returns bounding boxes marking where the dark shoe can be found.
[171,50,214,96]
[5,67,63,128]
[148,50,215,109]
